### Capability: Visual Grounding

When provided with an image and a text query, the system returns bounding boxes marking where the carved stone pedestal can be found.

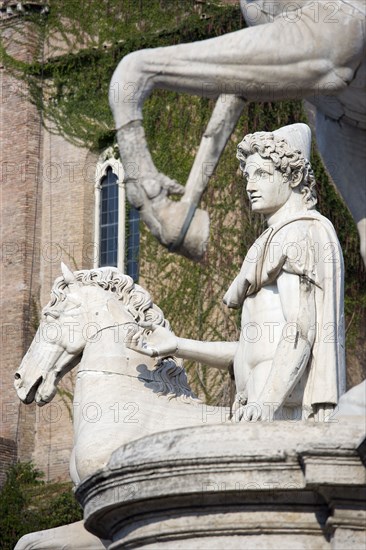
[76,419,365,550]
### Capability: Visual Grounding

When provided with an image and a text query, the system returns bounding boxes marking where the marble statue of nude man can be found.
[128,123,346,422]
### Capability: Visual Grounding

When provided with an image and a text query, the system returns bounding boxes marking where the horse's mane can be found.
[48,267,199,403]
[48,267,170,330]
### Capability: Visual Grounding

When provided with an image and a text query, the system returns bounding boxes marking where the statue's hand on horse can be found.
[126,322,178,359]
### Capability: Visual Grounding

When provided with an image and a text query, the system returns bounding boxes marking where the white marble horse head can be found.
[14,263,166,405]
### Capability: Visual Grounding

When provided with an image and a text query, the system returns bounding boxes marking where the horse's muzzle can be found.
[14,372,43,404]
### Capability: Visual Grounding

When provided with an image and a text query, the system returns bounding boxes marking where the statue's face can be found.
[243,152,292,215]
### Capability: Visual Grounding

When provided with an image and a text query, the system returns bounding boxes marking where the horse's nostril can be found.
[14,373,21,380]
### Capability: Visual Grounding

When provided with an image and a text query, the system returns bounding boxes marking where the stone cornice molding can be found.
[76,419,366,548]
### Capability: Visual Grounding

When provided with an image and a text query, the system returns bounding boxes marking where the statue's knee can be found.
[116,50,143,74]
[109,49,154,127]
[110,50,148,98]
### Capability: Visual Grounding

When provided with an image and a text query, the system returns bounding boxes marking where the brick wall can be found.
[0,437,16,488]
[0,17,43,462]
[1,11,96,482]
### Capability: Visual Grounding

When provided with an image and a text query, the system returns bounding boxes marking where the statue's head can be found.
[237,123,317,214]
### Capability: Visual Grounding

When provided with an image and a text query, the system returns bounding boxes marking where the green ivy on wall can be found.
[1,0,243,149]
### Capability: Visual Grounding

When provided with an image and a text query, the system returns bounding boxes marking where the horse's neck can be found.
[79,327,128,374]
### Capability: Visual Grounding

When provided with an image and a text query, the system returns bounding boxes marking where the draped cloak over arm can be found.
[223,211,345,411]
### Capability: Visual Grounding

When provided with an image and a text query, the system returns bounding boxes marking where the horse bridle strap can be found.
[168,202,197,253]
[93,321,137,336]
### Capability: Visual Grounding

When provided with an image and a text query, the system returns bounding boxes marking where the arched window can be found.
[126,204,140,282]
[100,167,119,267]
[94,150,139,280]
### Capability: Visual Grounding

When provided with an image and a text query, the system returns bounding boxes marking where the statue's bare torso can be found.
[236,283,285,397]
[236,277,306,410]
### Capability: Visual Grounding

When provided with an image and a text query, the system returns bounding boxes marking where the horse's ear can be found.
[61,262,77,285]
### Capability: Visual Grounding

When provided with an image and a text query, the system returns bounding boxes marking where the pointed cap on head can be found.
[273,123,311,161]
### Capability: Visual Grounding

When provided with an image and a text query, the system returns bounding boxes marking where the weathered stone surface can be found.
[338,380,366,416]
[14,521,108,550]
[77,418,366,549]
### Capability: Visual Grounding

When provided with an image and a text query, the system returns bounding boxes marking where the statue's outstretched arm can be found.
[174,337,238,371]
[126,324,237,370]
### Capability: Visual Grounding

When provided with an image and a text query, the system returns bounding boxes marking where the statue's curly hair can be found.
[237,132,317,209]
